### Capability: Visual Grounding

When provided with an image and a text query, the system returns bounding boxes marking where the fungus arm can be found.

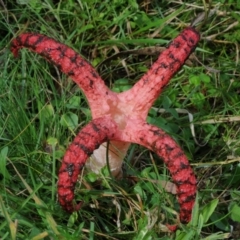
[120,27,200,116]
[11,33,115,111]
[57,117,118,212]
[122,118,196,224]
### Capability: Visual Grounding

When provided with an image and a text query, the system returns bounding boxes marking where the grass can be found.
[0,0,240,239]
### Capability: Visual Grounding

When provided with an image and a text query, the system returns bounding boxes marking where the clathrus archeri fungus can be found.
[11,26,200,230]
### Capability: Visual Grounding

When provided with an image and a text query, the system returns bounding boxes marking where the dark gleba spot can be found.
[172,150,184,160]
[70,53,78,63]
[160,62,168,69]
[168,53,176,60]
[66,163,75,177]
[68,70,75,76]
[24,35,33,48]
[91,70,98,78]
[183,195,196,203]
[189,37,195,45]
[149,129,161,136]
[171,40,181,48]
[91,122,100,133]
[94,143,100,149]
[179,161,189,169]
[180,33,187,41]
[33,35,45,46]
[74,142,92,155]
[165,144,174,152]
[89,79,94,88]
[57,45,67,59]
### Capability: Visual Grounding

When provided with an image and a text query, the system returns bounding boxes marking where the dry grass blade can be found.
[9,160,61,237]
[0,195,17,240]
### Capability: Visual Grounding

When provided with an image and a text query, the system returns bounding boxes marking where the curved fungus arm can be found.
[11,33,115,111]
[57,117,118,212]
[121,118,196,224]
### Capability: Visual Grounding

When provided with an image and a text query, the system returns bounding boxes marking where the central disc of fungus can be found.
[11,26,200,230]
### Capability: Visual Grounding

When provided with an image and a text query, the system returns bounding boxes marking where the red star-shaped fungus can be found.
[11,26,200,230]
